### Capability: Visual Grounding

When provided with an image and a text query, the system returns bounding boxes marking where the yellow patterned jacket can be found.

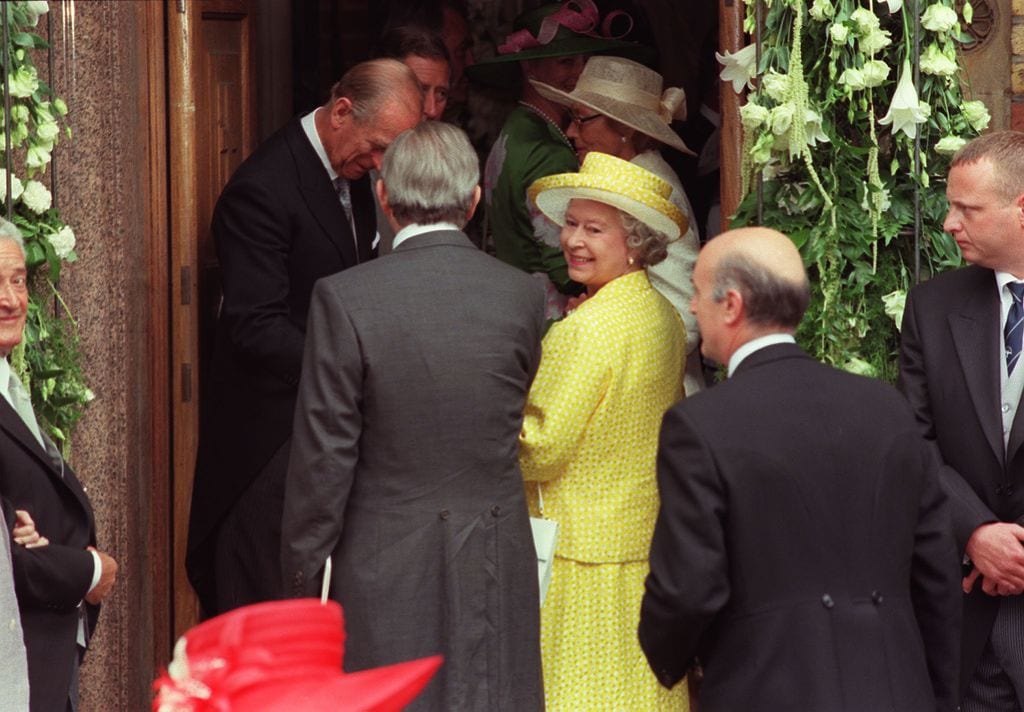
[520,270,686,563]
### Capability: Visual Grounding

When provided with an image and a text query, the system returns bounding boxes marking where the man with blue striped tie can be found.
[900,130,1024,711]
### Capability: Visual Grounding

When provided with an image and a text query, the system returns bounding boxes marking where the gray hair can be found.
[380,121,478,227]
[620,212,671,267]
[0,218,24,250]
[711,251,809,329]
[327,58,423,123]
[951,131,1024,204]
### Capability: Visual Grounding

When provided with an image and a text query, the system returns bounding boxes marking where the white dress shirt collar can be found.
[300,108,338,182]
[728,333,796,377]
[392,222,460,251]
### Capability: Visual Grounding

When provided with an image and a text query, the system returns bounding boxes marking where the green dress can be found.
[484,105,581,303]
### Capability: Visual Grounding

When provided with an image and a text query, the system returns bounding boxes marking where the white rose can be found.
[25,143,50,169]
[770,103,795,136]
[861,60,891,88]
[739,101,770,130]
[935,135,968,155]
[920,43,958,76]
[810,0,834,22]
[850,7,881,34]
[20,179,51,214]
[36,119,58,142]
[859,27,893,54]
[962,100,991,132]
[0,170,24,203]
[762,70,790,102]
[23,1,49,27]
[921,4,959,33]
[47,225,75,260]
[829,23,850,44]
[7,66,38,98]
[839,67,866,90]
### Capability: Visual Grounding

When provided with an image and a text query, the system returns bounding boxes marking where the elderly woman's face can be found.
[566,104,629,162]
[560,198,637,295]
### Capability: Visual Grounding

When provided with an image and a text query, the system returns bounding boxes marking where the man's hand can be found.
[963,522,1024,595]
[84,547,117,605]
[12,510,48,548]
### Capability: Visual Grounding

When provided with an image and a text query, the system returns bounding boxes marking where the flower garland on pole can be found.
[2,0,90,452]
[720,0,989,381]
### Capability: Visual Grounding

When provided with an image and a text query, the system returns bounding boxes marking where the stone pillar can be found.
[45,2,159,709]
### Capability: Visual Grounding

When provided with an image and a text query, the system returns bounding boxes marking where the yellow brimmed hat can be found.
[528,152,687,240]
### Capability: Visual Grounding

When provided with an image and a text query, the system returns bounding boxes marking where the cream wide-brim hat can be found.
[530,55,696,156]
[528,151,687,240]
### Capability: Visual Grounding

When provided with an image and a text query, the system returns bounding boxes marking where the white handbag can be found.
[529,484,558,606]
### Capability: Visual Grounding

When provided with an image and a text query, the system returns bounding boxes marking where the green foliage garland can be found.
[720,0,988,380]
[2,1,90,451]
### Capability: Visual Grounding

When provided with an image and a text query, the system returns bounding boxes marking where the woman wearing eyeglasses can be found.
[531,56,706,395]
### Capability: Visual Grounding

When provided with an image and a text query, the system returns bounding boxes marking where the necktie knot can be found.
[1010,282,1024,304]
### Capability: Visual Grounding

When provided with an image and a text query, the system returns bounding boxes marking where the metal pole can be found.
[2,0,13,220]
[755,0,764,225]
[912,0,921,283]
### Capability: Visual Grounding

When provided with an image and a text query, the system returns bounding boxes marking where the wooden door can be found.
[167,0,257,642]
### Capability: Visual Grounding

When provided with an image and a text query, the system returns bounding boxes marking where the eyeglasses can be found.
[569,112,602,127]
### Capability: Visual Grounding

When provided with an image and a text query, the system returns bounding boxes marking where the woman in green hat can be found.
[470,0,643,318]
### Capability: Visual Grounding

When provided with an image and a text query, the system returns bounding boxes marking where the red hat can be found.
[153,599,442,711]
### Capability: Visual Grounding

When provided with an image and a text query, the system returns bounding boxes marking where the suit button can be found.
[491,505,501,517]
[439,510,450,520]
[871,590,883,605]
[821,594,834,609]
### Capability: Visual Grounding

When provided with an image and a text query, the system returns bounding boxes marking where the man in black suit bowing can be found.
[900,130,1024,711]
[187,59,423,616]
[639,227,961,711]
[0,222,117,711]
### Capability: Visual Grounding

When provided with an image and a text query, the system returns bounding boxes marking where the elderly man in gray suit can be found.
[281,120,546,710]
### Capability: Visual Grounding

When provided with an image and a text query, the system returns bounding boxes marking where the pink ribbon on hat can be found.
[497,0,633,55]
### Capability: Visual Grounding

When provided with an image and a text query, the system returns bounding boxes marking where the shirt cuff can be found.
[86,548,101,596]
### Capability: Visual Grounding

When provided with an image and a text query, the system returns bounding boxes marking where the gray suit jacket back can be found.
[282,230,546,711]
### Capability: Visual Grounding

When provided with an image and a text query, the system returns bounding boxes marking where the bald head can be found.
[691,227,809,365]
[704,227,809,328]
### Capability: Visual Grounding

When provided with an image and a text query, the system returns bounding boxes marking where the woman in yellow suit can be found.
[522,152,689,711]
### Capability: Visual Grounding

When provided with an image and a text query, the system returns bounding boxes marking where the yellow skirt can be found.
[540,556,689,711]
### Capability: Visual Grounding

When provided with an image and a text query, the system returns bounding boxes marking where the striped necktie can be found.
[1006,282,1024,375]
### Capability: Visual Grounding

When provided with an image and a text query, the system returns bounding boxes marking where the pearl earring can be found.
[627,256,635,266]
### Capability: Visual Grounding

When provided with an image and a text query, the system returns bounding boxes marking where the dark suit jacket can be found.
[0,397,98,712]
[282,230,546,710]
[187,116,376,614]
[899,264,1024,696]
[640,344,961,712]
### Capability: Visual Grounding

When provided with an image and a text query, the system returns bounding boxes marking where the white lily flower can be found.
[878,61,929,139]
[805,109,830,146]
[921,4,959,32]
[716,44,757,94]
[884,0,903,11]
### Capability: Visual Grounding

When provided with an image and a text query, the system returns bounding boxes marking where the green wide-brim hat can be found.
[465,1,649,89]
